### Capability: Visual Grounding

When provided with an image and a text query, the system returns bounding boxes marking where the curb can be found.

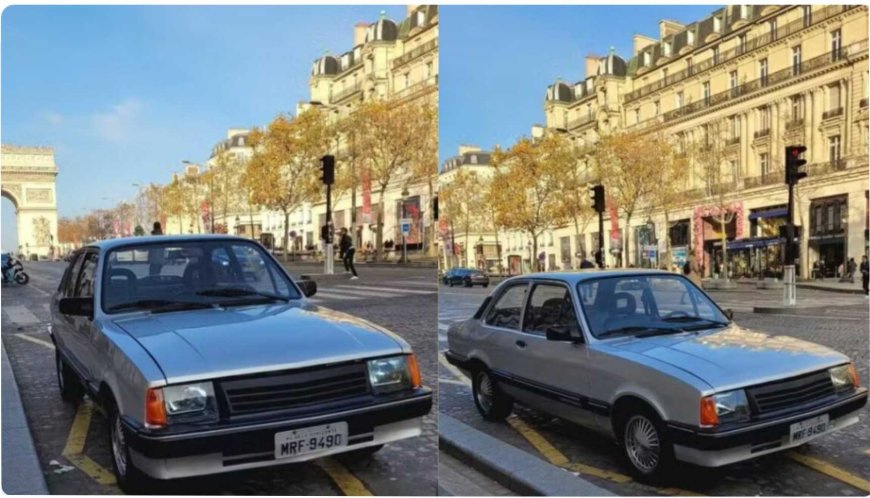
[795,283,865,295]
[439,414,614,496]
[1,343,49,495]
[753,305,836,315]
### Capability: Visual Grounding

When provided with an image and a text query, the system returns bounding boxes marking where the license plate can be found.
[789,414,830,444]
[274,422,348,459]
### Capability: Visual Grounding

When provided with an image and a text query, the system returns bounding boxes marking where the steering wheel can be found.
[663,310,691,319]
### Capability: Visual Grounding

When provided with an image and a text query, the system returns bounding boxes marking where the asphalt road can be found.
[438,282,870,496]
[1,262,438,495]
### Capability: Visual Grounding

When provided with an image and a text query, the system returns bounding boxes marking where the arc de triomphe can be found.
[1,144,59,259]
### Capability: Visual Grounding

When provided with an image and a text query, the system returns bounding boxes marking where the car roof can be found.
[504,268,677,284]
[86,234,256,252]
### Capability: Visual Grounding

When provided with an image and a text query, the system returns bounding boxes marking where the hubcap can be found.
[111,413,128,477]
[625,415,661,473]
[476,372,494,412]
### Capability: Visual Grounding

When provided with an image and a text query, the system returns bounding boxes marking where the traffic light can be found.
[320,155,335,185]
[785,145,807,185]
[433,195,439,221]
[590,185,605,213]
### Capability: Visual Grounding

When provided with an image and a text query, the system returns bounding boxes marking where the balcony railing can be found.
[754,128,770,139]
[625,5,856,103]
[807,158,847,176]
[641,41,866,127]
[744,173,780,189]
[331,81,363,103]
[786,118,805,130]
[392,75,438,100]
[822,107,844,120]
[392,38,438,69]
[568,113,596,130]
[726,136,741,146]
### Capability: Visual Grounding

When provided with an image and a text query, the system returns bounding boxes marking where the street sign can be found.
[400,218,411,237]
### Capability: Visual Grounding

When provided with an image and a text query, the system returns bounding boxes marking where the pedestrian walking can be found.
[339,227,358,280]
[860,255,869,296]
[151,221,163,235]
[846,257,857,283]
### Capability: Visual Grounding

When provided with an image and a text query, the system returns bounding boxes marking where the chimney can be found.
[458,144,481,155]
[353,22,367,46]
[633,34,656,55]
[585,54,599,78]
[659,20,685,40]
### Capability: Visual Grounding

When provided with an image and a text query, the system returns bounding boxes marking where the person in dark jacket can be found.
[339,228,358,279]
[861,255,869,296]
[151,221,163,235]
[579,255,595,269]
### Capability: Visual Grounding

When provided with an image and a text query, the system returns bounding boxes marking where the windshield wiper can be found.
[107,299,213,313]
[661,316,730,330]
[598,325,677,338]
[195,287,290,303]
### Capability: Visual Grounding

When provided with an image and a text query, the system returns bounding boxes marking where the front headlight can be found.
[163,382,215,415]
[830,363,858,391]
[701,389,750,426]
[367,355,420,394]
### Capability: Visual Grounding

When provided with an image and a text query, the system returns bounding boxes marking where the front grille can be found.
[219,363,370,416]
[746,370,834,416]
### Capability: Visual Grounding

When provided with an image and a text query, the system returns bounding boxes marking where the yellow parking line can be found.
[316,457,373,496]
[507,416,570,466]
[438,354,470,386]
[563,461,632,483]
[14,333,55,350]
[62,401,117,486]
[787,451,870,494]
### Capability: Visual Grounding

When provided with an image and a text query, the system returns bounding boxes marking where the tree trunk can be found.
[465,224,470,268]
[376,187,386,261]
[427,178,436,258]
[494,227,502,275]
[624,213,632,268]
[573,217,581,269]
[283,211,290,262]
[532,234,539,272]
[249,211,256,240]
[720,211,729,280]
[664,210,672,271]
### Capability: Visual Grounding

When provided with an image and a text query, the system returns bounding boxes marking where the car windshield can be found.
[102,240,300,314]
[576,274,729,339]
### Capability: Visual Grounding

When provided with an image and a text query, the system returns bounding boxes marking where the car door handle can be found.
[515,340,526,349]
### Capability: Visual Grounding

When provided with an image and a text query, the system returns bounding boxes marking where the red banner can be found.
[361,167,372,224]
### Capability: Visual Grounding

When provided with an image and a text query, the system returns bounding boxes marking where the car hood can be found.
[112,302,408,384]
[609,325,848,392]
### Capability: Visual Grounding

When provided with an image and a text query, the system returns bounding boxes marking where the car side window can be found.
[523,284,580,336]
[74,253,98,298]
[58,253,81,296]
[484,284,527,330]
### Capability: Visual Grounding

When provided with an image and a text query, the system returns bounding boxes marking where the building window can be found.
[634,108,640,124]
[662,68,668,81]
[643,51,651,66]
[829,135,841,165]
[654,100,660,116]
[802,6,812,27]
[686,57,693,75]
[470,154,478,164]
[792,45,802,75]
[740,5,749,19]
[703,81,711,105]
[730,115,739,138]
[759,106,770,131]
[769,19,777,40]
[738,34,747,54]
[687,30,695,45]
[713,16,722,33]
[712,45,720,65]
[760,153,769,176]
[791,94,804,121]
[730,70,738,96]
[831,29,842,61]
[676,91,684,109]
[426,61,433,78]
[403,73,410,89]
[663,41,672,57]
[730,160,739,184]
[586,103,592,119]
[829,83,842,111]
[759,58,768,86]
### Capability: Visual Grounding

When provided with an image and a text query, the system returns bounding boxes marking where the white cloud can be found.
[91,99,143,142]
[40,111,64,125]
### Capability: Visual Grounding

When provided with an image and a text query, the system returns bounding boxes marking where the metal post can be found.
[597,212,605,269]
[402,201,408,264]
[325,182,334,275]
[784,172,796,306]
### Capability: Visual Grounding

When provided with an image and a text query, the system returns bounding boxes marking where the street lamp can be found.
[400,187,410,264]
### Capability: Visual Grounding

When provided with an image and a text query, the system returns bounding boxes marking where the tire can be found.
[472,368,513,422]
[464,279,472,287]
[618,406,675,484]
[107,398,154,494]
[56,352,84,403]
[14,272,29,285]
[448,280,454,287]
[338,444,384,462]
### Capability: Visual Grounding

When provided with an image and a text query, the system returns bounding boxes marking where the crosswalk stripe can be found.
[334,284,435,295]
[311,291,364,301]
[3,305,41,325]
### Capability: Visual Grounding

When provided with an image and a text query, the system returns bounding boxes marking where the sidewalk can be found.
[439,414,613,496]
[1,343,48,494]
[796,278,865,294]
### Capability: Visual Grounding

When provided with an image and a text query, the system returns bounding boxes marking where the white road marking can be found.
[310,292,364,301]
[334,284,435,295]
[14,333,55,350]
[3,305,42,325]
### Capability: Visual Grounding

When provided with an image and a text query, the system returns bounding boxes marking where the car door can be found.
[67,250,99,384]
[53,252,86,370]
[511,280,598,428]
[479,281,530,375]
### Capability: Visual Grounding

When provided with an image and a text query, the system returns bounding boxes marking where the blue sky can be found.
[439,5,718,165]
[1,5,405,251]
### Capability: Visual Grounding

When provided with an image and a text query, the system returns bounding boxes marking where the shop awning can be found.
[726,237,784,250]
[748,207,788,220]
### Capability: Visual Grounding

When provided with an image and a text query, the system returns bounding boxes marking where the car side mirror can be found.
[724,308,734,321]
[59,297,94,319]
[296,279,317,298]
[545,325,575,342]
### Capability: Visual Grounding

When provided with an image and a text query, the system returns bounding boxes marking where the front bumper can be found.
[124,388,432,479]
[668,388,867,467]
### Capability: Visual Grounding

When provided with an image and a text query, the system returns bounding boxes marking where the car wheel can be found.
[472,369,513,422]
[619,408,675,484]
[448,280,454,287]
[339,444,385,462]
[56,352,84,403]
[107,398,153,493]
[464,279,472,287]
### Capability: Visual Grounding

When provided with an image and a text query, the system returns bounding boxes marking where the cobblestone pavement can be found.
[439,282,870,496]
[1,262,437,495]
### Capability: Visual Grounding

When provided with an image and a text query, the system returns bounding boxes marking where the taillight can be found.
[700,396,720,427]
[145,387,167,428]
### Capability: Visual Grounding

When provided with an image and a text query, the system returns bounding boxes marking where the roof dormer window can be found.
[740,5,749,19]
[687,30,695,45]
[663,41,672,57]
[713,16,722,33]
[643,51,651,66]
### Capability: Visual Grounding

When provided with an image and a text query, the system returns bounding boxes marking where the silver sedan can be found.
[445,269,867,483]
[50,235,431,492]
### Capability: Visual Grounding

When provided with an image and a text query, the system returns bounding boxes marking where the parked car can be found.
[445,269,866,482]
[50,235,432,492]
[443,268,490,288]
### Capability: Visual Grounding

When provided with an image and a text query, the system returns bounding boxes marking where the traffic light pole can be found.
[783,145,806,306]
[324,181,334,275]
[597,213,604,269]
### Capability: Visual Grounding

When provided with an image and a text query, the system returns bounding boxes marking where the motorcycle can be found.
[3,259,29,285]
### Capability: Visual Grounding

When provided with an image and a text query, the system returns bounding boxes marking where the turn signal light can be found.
[848,363,860,388]
[407,354,422,389]
[145,387,167,428]
[700,396,720,427]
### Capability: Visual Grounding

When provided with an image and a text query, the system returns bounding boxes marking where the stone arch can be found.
[1,145,59,259]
